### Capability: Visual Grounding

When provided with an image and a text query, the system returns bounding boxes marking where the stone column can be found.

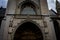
[44,17,57,40]
[40,0,49,15]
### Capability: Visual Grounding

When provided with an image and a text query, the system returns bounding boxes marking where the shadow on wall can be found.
[0,7,6,28]
[52,20,60,40]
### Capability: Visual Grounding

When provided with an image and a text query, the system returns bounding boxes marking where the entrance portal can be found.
[14,22,43,40]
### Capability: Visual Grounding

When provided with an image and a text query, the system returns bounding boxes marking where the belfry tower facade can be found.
[0,0,57,40]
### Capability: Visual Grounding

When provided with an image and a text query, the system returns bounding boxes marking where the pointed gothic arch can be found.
[18,0,38,8]
[18,0,39,15]
[13,21,43,40]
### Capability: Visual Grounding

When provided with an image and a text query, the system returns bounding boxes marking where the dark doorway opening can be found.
[52,20,60,40]
[14,22,43,40]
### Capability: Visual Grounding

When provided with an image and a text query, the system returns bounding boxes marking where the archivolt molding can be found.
[18,0,39,9]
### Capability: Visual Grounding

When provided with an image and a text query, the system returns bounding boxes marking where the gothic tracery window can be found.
[20,2,37,15]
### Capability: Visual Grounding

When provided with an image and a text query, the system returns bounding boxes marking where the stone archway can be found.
[13,22,43,40]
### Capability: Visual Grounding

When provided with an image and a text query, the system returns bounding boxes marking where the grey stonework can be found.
[0,0,59,40]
